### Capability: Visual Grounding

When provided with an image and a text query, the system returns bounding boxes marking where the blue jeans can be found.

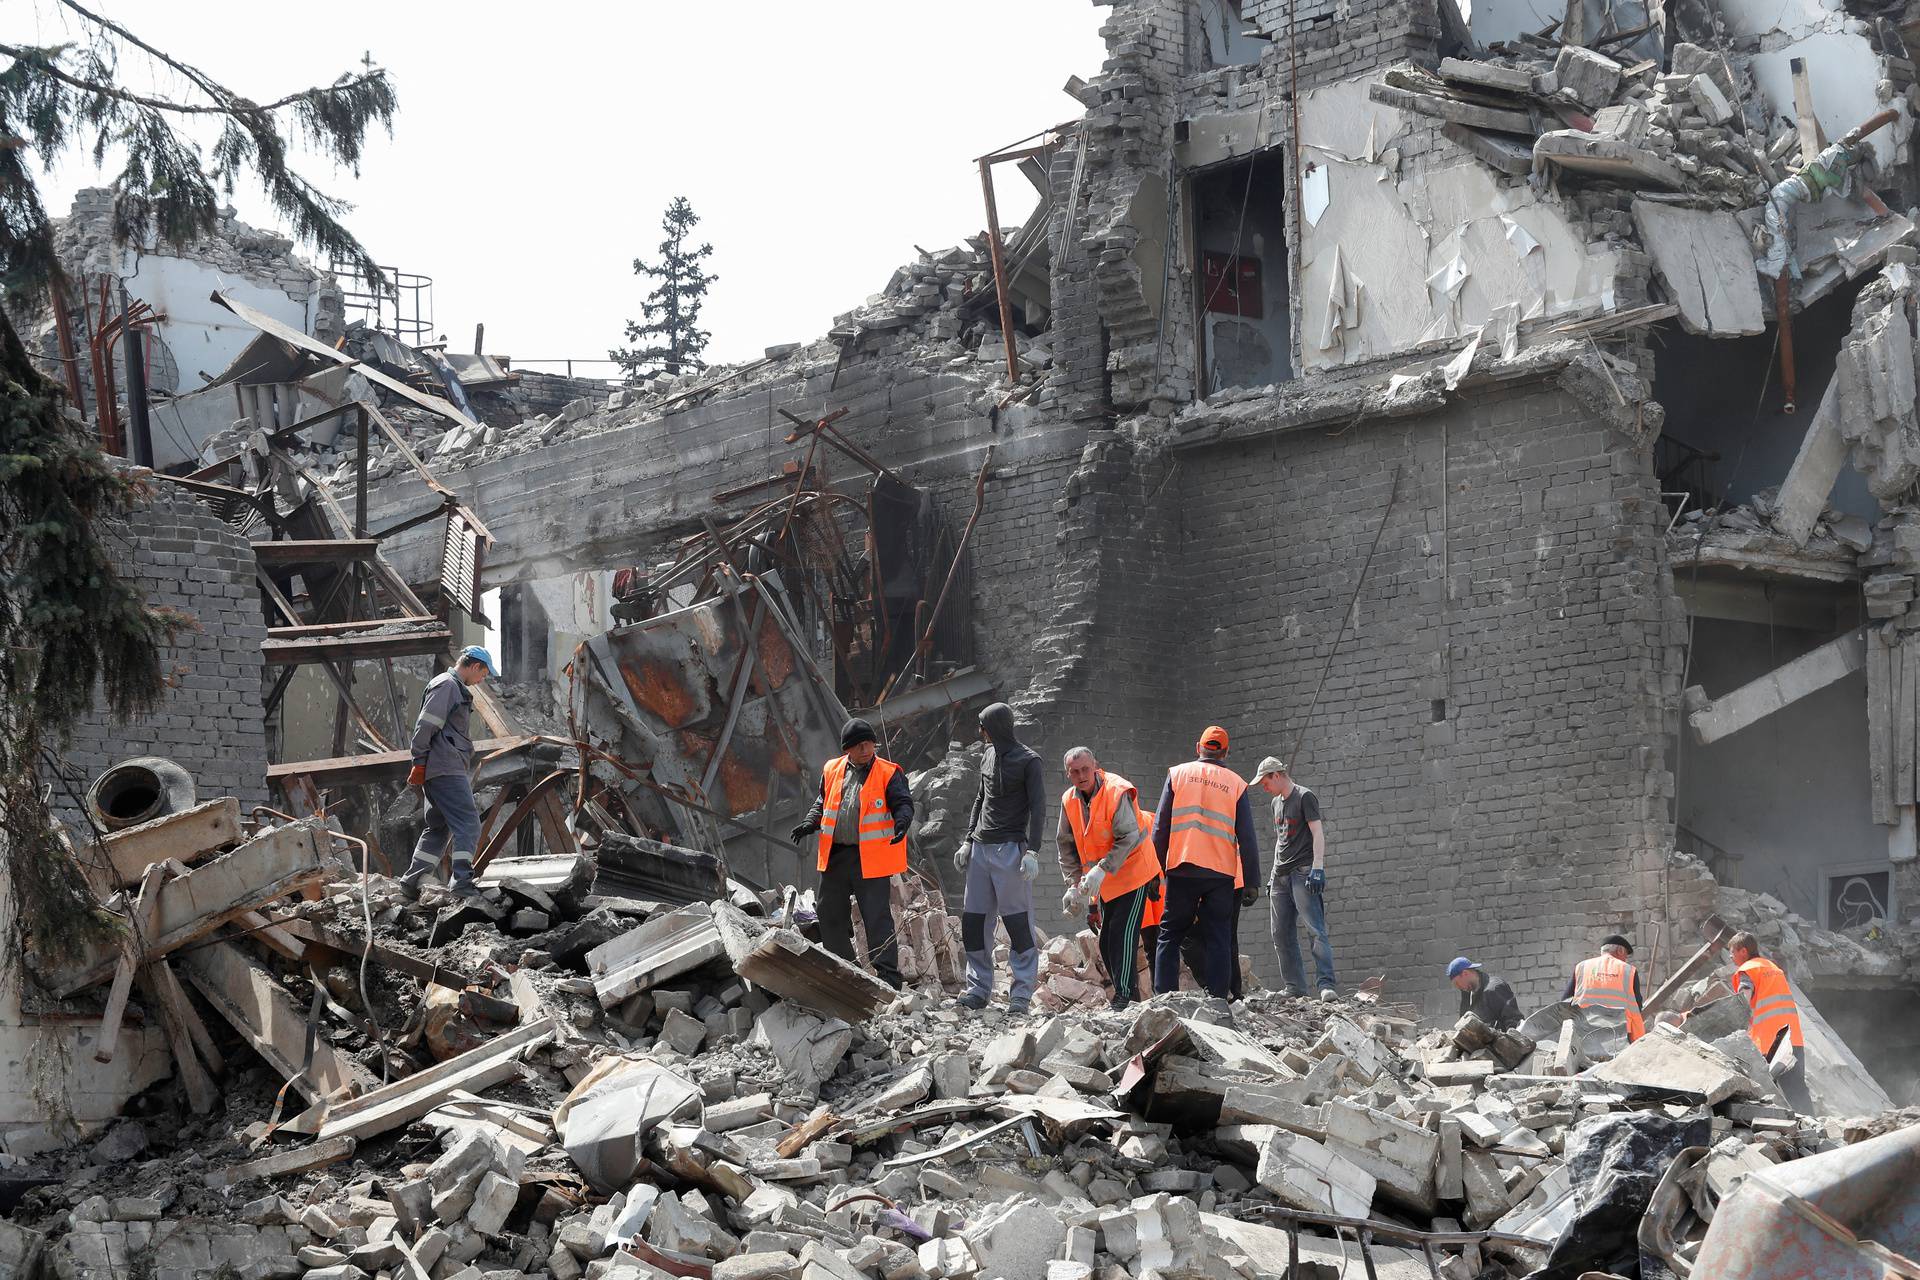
[1271,867,1335,993]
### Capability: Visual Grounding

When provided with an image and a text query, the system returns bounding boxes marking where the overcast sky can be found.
[26,1,1108,371]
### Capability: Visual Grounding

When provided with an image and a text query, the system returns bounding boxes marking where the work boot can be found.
[1007,1000,1030,1018]
[449,880,485,902]
[395,872,426,903]
[1318,987,1338,1002]
[1108,996,1131,1012]
[957,993,988,1011]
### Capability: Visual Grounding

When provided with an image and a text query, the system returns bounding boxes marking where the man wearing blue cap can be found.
[1448,957,1522,1030]
[396,645,497,901]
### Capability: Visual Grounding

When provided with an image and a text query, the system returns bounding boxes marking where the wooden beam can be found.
[263,625,452,667]
[179,939,378,1102]
[38,823,328,997]
[93,861,167,1063]
[95,798,242,891]
[148,956,224,1075]
[280,1017,557,1142]
[1644,916,1733,1016]
[202,1135,357,1190]
[251,539,380,564]
[272,918,474,990]
[268,736,534,789]
[139,963,218,1114]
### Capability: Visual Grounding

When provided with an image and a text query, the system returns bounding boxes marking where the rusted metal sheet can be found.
[1692,1123,1920,1280]
[573,580,846,860]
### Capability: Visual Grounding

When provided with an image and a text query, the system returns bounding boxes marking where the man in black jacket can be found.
[956,703,1046,1015]
[1448,956,1523,1030]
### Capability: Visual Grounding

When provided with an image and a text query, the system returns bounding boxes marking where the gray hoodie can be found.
[966,703,1045,852]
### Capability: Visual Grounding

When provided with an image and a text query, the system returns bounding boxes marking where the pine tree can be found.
[611,196,717,381]
[0,5,396,969]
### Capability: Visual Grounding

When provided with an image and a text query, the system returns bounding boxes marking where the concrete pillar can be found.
[1686,626,1867,744]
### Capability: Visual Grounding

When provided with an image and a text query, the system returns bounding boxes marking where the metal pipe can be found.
[122,320,153,467]
[977,158,1023,385]
[49,285,86,409]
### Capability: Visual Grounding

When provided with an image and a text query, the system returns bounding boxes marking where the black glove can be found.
[789,822,815,845]
[892,819,910,842]
[1146,877,1161,902]
[1239,884,1259,907]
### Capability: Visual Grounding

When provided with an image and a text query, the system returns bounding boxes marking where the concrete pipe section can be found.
[85,756,196,832]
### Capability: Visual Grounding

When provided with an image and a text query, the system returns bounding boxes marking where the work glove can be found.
[1019,850,1040,882]
[789,821,816,845]
[1239,884,1259,908]
[1306,867,1326,892]
[1077,864,1108,903]
[955,843,972,872]
[892,818,910,842]
[1146,877,1161,902]
[407,764,427,788]
[1062,882,1084,915]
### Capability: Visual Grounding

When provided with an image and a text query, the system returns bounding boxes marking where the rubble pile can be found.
[13,791,1916,1280]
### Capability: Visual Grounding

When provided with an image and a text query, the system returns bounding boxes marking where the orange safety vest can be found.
[816,755,906,878]
[1571,953,1645,1041]
[1734,957,1803,1054]
[1164,760,1248,888]
[1063,772,1160,901]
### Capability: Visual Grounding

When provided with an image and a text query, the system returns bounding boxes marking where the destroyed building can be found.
[12,0,1920,1274]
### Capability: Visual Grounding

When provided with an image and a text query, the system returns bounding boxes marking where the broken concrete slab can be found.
[1221,1124,1375,1217]
[1775,386,1851,545]
[751,1003,854,1098]
[587,903,726,1009]
[1534,131,1685,189]
[1688,627,1866,745]
[286,1018,557,1142]
[557,1055,702,1193]
[1632,202,1766,337]
[39,820,330,996]
[1588,1027,1768,1104]
[179,939,378,1103]
[1370,82,1535,134]
[96,797,242,890]
[714,903,893,1023]
[1442,124,1534,175]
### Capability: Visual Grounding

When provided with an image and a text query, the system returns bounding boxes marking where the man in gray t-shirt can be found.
[1256,757,1335,997]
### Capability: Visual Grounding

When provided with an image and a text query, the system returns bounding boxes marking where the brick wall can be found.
[53,484,268,827]
[1156,376,1684,1012]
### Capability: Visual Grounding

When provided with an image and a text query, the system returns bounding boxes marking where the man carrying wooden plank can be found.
[396,645,497,901]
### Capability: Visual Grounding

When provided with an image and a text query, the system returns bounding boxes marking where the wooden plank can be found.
[268,737,533,789]
[262,627,452,666]
[202,1135,357,1190]
[148,957,224,1075]
[98,798,242,889]
[266,616,441,638]
[231,909,308,963]
[1790,57,1825,164]
[251,538,380,564]
[179,939,378,1103]
[274,919,474,990]
[283,1017,557,1142]
[93,861,168,1063]
[38,823,328,997]
[139,964,218,1114]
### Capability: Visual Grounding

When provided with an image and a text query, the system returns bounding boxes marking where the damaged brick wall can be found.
[1154,375,1687,1008]
[52,484,268,826]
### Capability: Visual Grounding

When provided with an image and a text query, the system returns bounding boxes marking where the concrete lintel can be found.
[1687,626,1867,744]
[1776,386,1851,546]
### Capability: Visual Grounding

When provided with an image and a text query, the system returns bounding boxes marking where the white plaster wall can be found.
[1715,0,1911,166]
[118,250,313,392]
[1298,73,1619,372]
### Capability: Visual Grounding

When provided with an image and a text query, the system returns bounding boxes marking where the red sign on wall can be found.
[1203,251,1263,318]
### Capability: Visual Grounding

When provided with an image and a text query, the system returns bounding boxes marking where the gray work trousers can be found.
[400,773,480,887]
[961,840,1038,1005]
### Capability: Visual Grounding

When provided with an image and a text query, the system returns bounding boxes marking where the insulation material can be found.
[1298,74,1618,372]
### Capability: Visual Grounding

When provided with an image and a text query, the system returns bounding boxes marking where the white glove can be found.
[955,843,972,872]
[1079,864,1108,901]
[1019,851,1039,881]
[1062,884,1083,914]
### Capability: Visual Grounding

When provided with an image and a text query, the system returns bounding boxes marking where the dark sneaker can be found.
[396,875,424,903]
[450,880,485,902]
[957,993,988,1011]
[1007,1000,1030,1017]
[1108,996,1131,1012]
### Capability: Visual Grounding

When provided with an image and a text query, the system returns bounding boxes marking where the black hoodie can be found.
[966,702,1046,852]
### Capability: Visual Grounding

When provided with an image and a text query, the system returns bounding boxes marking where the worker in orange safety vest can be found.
[1151,725,1261,1000]
[1056,746,1162,1011]
[1566,933,1646,1043]
[1728,931,1814,1114]
[791,718,912,989]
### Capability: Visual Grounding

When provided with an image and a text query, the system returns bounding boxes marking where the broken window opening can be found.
[1195,0,1266,69]
[1191,148,1294,397]
[1651,281,1876,525]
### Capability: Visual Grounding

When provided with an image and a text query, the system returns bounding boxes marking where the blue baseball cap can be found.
[1445,956,1479,979]
[458,645,499,676]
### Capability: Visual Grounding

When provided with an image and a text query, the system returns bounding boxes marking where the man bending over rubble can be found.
[1727,932,1814,1114]
[1057,746,1161,1010]
[396,645,497,901]
[791,717,912,989]
[956,702,1046,1014]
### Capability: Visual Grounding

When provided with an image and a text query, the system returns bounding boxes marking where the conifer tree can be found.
[611,196,717,380]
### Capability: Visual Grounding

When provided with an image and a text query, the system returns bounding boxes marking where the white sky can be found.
[24,1,1109,370]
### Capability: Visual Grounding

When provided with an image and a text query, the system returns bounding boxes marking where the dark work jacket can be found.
[967,704,1046,851]
[1458,971,1523,1030]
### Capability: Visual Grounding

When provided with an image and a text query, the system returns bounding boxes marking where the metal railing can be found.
[329,259,435,344]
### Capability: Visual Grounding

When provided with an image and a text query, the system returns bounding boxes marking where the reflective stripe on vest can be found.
[1735,957,1803,1052]
[1062,771,1159,901]
[1572,954,1645,1040]
[817,755,906,879]
[1164,760,1248,887]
